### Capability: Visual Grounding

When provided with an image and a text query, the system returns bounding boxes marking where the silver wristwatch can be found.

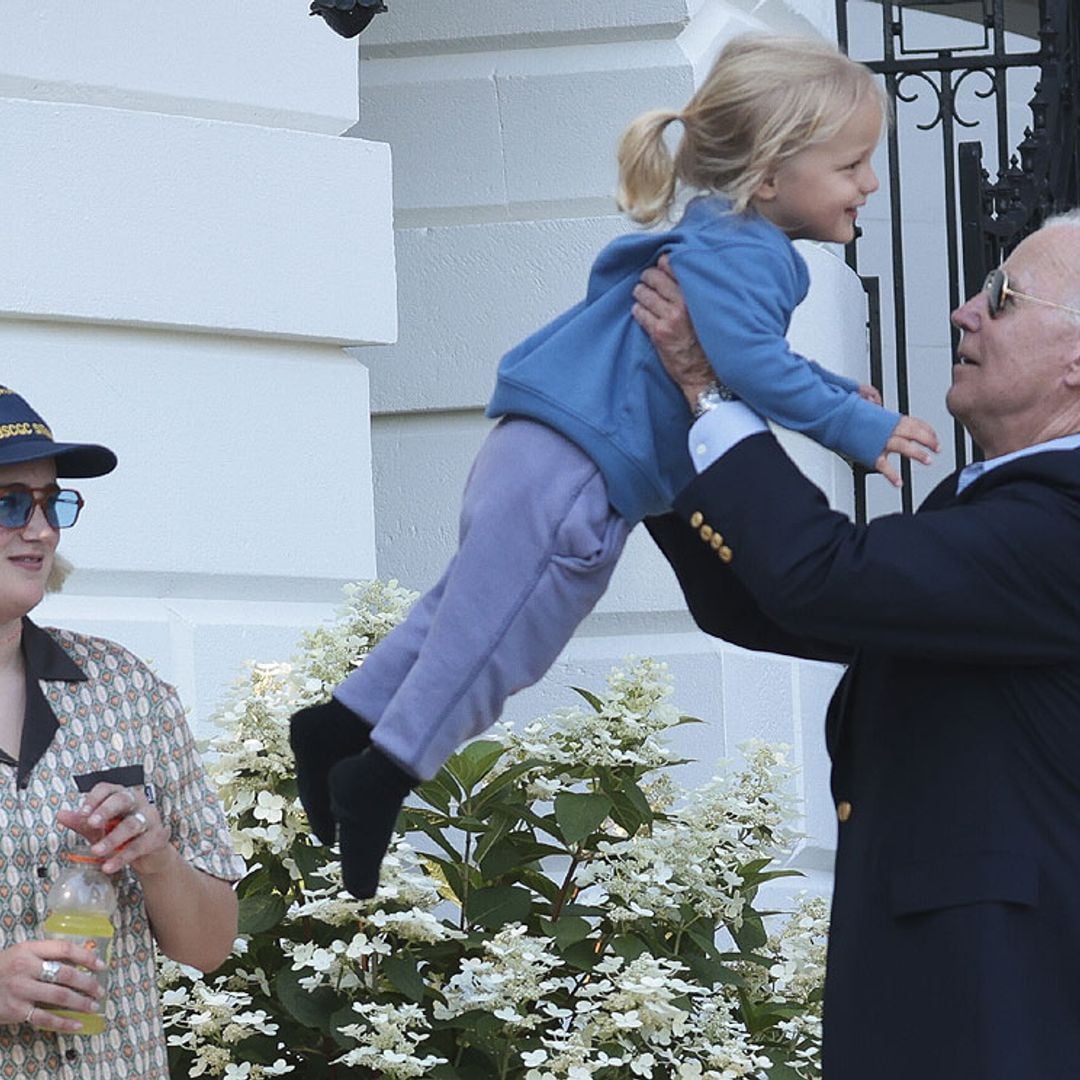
[692,380,739,418]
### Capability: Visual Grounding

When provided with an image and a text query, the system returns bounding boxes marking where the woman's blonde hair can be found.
[617,34,886,227]
[46,553,73,593]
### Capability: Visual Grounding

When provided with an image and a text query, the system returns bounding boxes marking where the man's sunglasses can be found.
[0,485,84,530]
[983,267,1080,320]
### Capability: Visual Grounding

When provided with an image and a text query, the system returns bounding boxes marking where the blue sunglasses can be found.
[0,485,84,529]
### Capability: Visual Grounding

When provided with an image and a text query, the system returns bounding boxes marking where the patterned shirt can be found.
[0,619,244,1079]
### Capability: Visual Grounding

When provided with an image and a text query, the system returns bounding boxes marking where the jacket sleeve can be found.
[673,432,1080,664]
[667,240,897,468]
[644,513,853,664]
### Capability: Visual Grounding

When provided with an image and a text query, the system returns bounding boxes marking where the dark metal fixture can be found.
[310,0,387,39]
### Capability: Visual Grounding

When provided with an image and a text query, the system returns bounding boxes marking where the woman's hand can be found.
[876,415,940,487]
[57,783,175,878]
[0,939,105,1033]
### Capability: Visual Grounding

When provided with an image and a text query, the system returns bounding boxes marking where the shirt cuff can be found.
[688,401,768,473]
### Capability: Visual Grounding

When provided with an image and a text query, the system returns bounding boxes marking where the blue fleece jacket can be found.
[486,196,899,524]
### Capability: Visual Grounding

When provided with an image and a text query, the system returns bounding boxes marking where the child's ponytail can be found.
[616,108,682,227]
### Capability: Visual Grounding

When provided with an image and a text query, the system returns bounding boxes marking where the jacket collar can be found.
[15,617,87,788]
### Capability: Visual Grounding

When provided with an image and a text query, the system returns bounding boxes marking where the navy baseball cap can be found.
[0,387,117,478]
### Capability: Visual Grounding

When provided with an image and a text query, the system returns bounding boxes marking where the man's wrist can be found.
[692,381,739,417]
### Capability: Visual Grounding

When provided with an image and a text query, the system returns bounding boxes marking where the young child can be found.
[290,34,939,898]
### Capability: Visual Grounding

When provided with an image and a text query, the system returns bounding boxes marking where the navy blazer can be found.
[647,432,1080,1080]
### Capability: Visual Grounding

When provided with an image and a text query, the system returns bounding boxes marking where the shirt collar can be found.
[16,617,87,788]
[956,433,1080,494]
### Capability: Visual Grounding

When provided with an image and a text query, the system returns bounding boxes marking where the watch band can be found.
[692,380,740,417]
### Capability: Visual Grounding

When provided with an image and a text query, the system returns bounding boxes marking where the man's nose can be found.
[951,292,983,332]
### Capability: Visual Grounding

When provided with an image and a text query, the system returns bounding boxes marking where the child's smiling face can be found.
[751,98,883,245]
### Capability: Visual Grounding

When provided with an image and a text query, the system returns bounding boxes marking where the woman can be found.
[0,386,242,1077]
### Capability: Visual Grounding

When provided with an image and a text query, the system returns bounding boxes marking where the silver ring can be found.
[132,810,147,829]
[40,959,61,984]
[126,789,137,809]
[24,1005,35,1025]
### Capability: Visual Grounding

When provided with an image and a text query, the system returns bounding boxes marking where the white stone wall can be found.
[1,2,395,739]
[349,0,893,894]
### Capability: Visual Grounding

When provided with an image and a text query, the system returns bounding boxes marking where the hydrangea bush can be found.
[159,581,827,1080]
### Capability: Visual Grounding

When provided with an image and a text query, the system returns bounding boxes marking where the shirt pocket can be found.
[73,764,151,803]
[890,851,1039,917]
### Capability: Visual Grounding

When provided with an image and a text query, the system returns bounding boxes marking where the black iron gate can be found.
[834,0,1079,517]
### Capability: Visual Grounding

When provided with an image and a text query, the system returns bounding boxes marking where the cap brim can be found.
[2,442,119,479]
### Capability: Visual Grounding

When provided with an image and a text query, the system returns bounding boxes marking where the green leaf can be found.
[759,1055,805,1080]
[478,833,563,880]
[471,759,546,812]
[382,955,427,1003]
[554,791,612,845]
[273,967,340,1032]
[417,770,461,813]
[570,686,604,712]
[606,778,654,836]
[675,712,705,726]
[551,915,592,949]
[238,893,287,935]
[471,812,514,867]
[517,867,561,905]
[290,839,330,884]
[419,854,468,903]
[611,934,649,962]
[466,884,533,930]
[235,864,273,898]
[328,1004,359,1047]
[445,740,506,793]
[684,920,721,957]
[685,954,745,988]
[560,938,601,971]
[731,912,768,952]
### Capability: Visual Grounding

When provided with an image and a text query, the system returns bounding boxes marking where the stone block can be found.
[356,216,627,411]
[0,0,358,131]
[497,46,692,205]
[361,0,691,51]
[0,322,377,583]
[0,99,394,344]
[359,69,506,211]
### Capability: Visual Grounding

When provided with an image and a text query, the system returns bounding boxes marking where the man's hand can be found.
[632,254,714,410]
[858,383,883,405]
[876,416,940,487]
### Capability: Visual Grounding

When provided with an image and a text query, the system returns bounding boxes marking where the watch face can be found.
[693,382,738,417]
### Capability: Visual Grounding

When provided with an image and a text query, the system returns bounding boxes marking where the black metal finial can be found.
[310,0,388,39]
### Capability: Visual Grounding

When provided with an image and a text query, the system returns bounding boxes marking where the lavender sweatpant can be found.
[333,417,631,780]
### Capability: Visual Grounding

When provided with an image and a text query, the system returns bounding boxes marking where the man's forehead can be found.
[1007,226,1079,279]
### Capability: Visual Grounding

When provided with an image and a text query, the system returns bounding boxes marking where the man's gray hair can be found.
[1042,208,1080,230]
[1039,210,1080,316]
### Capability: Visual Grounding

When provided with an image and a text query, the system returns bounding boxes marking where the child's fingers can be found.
[875,452,902,488]
[895,416,941,454]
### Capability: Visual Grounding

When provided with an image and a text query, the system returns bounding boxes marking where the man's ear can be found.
[1063,354,1080,389]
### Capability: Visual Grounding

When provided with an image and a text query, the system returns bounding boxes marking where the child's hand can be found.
[875,416,940,488]
[858,383,883,405]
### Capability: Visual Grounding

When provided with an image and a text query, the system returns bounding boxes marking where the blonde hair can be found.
[46,553,73,593]
[617,34,886,227]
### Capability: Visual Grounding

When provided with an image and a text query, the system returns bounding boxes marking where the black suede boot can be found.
[329,747,416,899]
[288,698,372,845]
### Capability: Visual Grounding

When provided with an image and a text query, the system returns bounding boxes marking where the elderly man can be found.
[634,211,1080,1079]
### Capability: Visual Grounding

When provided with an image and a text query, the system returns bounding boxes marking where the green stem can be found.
[551,850,581,922]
